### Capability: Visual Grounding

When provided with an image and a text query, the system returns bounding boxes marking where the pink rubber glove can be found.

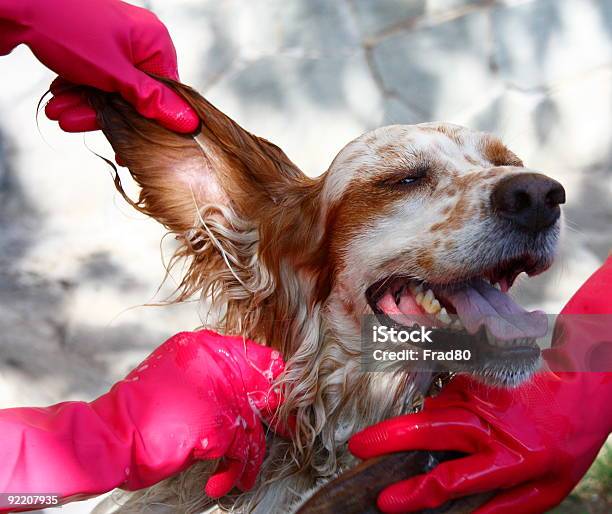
[0,0,199,133]
[0,330,285,511]
[349,258,612,513]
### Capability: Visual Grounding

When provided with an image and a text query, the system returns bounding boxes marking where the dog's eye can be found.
[391,165,429,187]
[396,176,419,186]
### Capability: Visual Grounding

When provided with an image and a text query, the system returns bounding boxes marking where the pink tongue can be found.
[443,279,547,340]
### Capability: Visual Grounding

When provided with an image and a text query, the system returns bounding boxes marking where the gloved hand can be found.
[0,330,285,510]
[349,257,612,514]
[0,0,199,133]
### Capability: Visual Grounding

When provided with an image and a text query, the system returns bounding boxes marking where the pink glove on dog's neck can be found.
[0,0,199,133]
[350,257,612,514]
[0,330,285,511]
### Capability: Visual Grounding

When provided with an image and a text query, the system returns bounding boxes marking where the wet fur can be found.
[88,81,558,513]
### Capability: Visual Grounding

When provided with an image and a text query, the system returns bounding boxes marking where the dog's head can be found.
[92,83,564,388]
[323,123,564,386]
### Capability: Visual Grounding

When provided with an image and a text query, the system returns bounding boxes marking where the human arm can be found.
[0,330,284,511]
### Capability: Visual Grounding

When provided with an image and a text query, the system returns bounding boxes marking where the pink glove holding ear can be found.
[0,0,199,133]
[0,330,285,511]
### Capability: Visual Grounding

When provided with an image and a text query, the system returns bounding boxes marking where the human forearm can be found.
[0,330,285,511]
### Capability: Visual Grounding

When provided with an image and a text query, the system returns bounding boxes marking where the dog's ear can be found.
[91,82,332,354]
[89,81,312,235]
[90,81,330,313]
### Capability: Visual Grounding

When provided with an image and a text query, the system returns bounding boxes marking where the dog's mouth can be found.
[365,254,550,386]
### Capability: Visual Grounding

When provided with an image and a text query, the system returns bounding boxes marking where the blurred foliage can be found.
[555,439,611,513]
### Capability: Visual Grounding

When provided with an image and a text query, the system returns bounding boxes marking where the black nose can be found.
[491,173,565,232]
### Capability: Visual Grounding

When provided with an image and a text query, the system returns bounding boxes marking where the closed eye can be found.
[388,164,430,187]
[396,176,420,185]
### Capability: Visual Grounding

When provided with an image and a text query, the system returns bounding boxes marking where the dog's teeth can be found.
[452,318,463,330]
[420,289,437,313]
[437,308,451,325]
[493,282,501,290]
[427,298,441,314]
[423,298,440,314]
[415,291,424,304]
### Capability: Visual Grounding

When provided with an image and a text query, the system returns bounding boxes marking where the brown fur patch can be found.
[430,193,474,233]
[416,252,435,272]
[326,176,400,273]
[481,137,524,167]
[435,125,464,145]
[376,143,400,159]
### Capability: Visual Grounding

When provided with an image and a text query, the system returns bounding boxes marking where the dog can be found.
[89,81,564,513]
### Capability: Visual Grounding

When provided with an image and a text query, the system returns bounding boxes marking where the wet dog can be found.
[90,82,564,513]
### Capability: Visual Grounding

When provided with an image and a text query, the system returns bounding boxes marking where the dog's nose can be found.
[491,172,565,232]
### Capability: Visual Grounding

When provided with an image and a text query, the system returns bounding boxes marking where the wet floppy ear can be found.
[89,81,332,328]
[89,81,307,234]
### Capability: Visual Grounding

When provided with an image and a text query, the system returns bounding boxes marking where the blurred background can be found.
[0,0,610,512]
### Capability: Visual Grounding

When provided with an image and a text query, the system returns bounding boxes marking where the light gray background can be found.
[0,1,610,512]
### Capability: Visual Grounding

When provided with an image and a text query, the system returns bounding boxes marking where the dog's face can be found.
[321,122,564,386]
[96,86,564,389]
